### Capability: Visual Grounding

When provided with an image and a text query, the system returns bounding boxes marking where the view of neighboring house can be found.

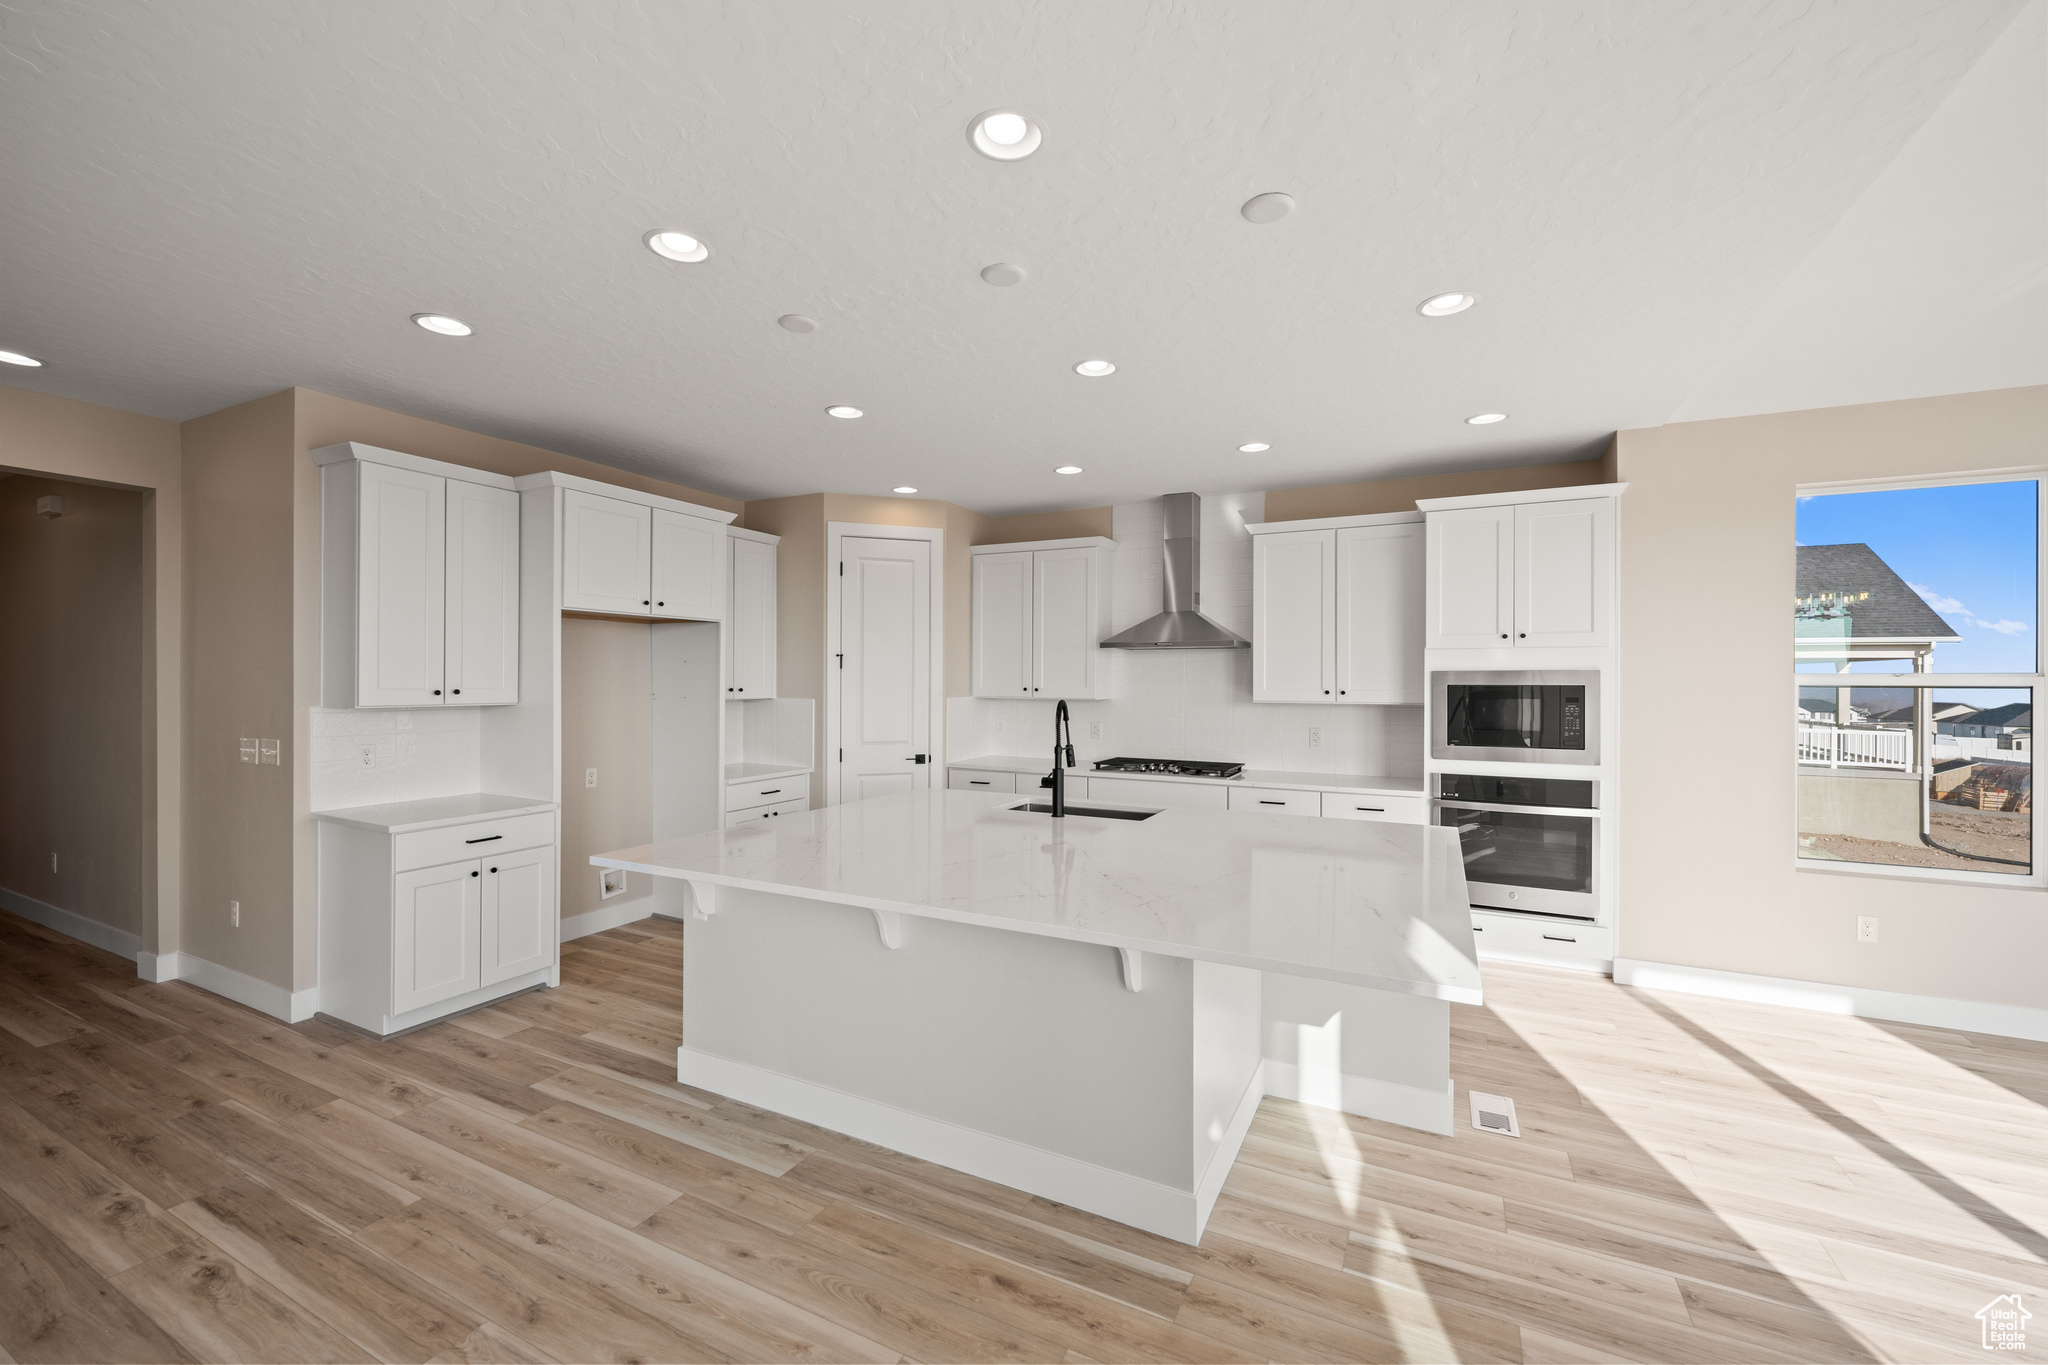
[1945,702,2033,738]
[1794,543,1963,668]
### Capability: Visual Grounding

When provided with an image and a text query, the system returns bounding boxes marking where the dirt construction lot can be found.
[1801,803,2031,872]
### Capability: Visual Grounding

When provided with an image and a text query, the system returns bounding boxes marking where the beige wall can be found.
[977,506,1115,544]
[0,383,182,955]
[1616,385,2048,1009]
[558,618,654,921]
[1262,453,1616,523]
[0,476,151,938]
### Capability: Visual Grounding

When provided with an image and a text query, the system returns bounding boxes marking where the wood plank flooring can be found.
[1,905,2044,1362]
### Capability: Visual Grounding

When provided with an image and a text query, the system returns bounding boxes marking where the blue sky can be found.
[1796,481,2037,687]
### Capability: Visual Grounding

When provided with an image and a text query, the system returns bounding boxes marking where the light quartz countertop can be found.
[725,762,814,783]
[593,787,1478,1001]
[950,754,1426,798]
[311,792,557,834]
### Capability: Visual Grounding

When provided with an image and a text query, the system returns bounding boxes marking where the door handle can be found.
[905,754,929,763]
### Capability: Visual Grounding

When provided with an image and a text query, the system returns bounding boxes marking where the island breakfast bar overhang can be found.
[593,788,1481,1244]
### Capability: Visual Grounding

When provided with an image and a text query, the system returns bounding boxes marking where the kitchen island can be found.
[592,787,1478,1244]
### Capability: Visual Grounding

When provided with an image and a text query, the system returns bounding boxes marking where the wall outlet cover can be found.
[1469,1090,1520,1137]
[599,868,628,900]
[1089,721,1104,740]
[585,768,598,788]
[1856,916,1879,943]
[359,745,376,767]
[1308,726,1323,748]
[230,900,240,928]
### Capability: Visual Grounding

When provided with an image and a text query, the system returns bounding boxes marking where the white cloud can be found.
[1979,619,2030,635]
[1910,582,1971,616]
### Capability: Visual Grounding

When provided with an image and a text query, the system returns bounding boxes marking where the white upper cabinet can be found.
[1422,489,1617,650]
[970,539,1114,699]
[1251,528,1334,702]
[726,529,778,696]
[317,444,519,709]
[562,489,653,615]
[1334,521,1424,704]
[444,479,521,705]
[652,507,723,620]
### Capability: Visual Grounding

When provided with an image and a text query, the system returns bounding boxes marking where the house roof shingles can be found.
[1795,544,1962,641]
[1965,702,2032,728]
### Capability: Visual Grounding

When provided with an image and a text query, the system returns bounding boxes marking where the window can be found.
[1793,478,2039,882]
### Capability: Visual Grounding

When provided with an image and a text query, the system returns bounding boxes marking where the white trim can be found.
[968,535,1116,555]
[1261,1061,1457,1136]
[1244,510,1422,535]
[727,524,780,546]
[308,441,517,489]
[675,1047,1258,1245]
[1613,958,2048,1044]
[1798,467,2042,498]
[173,953,322,1024]
[560,897,655,942]
[0,886,142,961]
[137,951,180,983]
[1196,1065,1267,1230]
[1415,482,1626,513]
[510,469,737,524]
[823,522,946,806]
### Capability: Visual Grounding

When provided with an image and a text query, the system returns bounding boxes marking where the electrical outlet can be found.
[230,900,241,928]
[359,745,375,768]
[585,768,598,788]
[50,851,58,875]
[1856,916,1879,943]
[1089,720,1103,740]
[1308,726,1323,748]
[259,738,281,766]
[239,737,259,764]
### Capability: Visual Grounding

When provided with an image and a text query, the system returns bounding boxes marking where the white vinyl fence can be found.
[1797,725,1912,770]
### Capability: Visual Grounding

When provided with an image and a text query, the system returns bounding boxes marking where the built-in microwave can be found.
[1431,671,1600,765]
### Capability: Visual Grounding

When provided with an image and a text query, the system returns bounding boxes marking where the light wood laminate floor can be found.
[1,905,2044,1363]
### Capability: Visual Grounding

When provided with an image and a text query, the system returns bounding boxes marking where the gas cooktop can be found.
[1091,757,1245,779]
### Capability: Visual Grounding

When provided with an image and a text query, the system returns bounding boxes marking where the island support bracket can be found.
[1117,947,1143,993]
[686,879,718,920]
[870,909,904,949]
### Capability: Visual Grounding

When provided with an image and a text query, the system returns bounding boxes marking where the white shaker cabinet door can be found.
[356,461,447,707]
[727,534,777,695]
[562,490,652,614]
[972,550,1035,697]
[1252,529,1334,702]
[392,860,482,1014]
[652,509,724,620]
[480,844,556,987]
[444,479,521,705]
[1425,506,1514,648]
[1334,521,1424,704]
[1514,498,1612,648]
[1034,545,1102,699]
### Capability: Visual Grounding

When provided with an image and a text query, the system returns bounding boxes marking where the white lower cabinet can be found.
[1228,787,1321,817]
[317,800,559,1036]
[1319,792,1426,824]
[1085,776,1228,812]
[725,798,807,827]
[728,773,809,811]
[1470,909,1612,968]
[949,768,1017,793]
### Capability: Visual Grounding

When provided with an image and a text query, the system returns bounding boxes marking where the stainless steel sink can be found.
[1008,802,1160,821]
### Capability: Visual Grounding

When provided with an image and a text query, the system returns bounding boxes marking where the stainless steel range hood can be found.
[1099,492,1250,649]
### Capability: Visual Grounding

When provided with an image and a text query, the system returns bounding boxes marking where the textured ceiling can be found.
[0,1,2032,513]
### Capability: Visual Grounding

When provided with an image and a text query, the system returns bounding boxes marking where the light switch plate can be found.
[258,738,281,766]
[239,737,259,764]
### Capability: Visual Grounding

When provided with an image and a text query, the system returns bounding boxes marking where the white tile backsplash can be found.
[310,706,484,810]
[949,491,1424,779]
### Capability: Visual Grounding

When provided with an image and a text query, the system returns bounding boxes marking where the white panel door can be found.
[971,550,1034,698]
[562,490,652,614]
[1515,498,1612,648]
[727,535,777,695]
[652,509,724,620]
[840,536,932,802]
[357,461,446,707]
[480,844,556,986]
[1034,546,1100,699]
[392,860,481,1014]
[1426,506,1514,648]
[1252,530,1334,702]
[1334,522,1424,704]
[444,479,520,706]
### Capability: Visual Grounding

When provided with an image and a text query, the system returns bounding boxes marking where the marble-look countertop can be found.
[593,788,1478,1002]
[950,754,1426,798]
[312,792,556,833]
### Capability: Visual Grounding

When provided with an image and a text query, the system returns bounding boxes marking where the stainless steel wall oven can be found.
[1435,773,1600,920]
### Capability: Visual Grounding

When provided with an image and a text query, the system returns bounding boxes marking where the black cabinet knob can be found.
[657,600,665,606]
[1499,633,1508,639]
[433,689,442,696]
[470,870,478,878]
[642,600,650,606]
[1518,632,1526,638]
[451,688,461,695]
[489,866,498,873]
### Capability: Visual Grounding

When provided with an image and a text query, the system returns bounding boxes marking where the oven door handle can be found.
[1432,799,1602,818]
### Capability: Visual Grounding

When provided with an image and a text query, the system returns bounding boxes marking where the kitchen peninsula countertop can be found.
[311,792,557,834]
[948,754,1426,798]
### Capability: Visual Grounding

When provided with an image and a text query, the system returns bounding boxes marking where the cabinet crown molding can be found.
[971,535,1116,554]
[1414,481,1627,514]
[513,469,738,524]
[310,441,518,489]
[1245,510,1421,536]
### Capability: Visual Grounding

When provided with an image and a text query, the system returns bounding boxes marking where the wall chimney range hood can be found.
[1100,492,1250,649]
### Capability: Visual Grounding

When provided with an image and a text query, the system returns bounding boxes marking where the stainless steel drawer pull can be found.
[1542,934,1578,943]
[464,835,503,844]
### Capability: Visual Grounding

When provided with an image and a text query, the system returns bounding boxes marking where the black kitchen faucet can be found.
[1047,699,1076,816]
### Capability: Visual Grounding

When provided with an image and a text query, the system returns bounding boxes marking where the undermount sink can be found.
[1008,802,1160,821]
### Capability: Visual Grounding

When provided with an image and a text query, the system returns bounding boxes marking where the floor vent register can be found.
[1469,1090,1521,1138]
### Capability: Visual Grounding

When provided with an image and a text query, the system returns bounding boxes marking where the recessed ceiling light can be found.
[1073,359,1116,377]
[1240,192,1296,224]
[970,109,1043,161]
[893,486,918,494]
[778,314,819,333]
[1055,465,1083,474]
[644,230,710,263]
[826,405,863,419]
[0,349,43,367]
[980,262,1027,286]
[1238,442,1270,453]
[1418,292,1477,317]
[1466,412,1508,425]
[412,313,472,336]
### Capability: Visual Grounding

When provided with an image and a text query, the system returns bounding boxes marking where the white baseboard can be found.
[560,898,655,943]
[1195,1066,1268,1232]
[1262,1060,1456,1136]
[0,886,142,962]
[1613,958,2048,1044]
[167,953,320,1024]
[137,951,180,983]
[675,1048,1256,1245]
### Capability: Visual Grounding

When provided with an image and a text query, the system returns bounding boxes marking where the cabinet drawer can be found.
[395,812,555,873]
[728,773,809,811]
[725,797,807,828]
[949,769,1017,794]
[1320,792,1426,824]
[1229,786,1321,817]
[1471,910,1612,967]
[1084,776,1227,812]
